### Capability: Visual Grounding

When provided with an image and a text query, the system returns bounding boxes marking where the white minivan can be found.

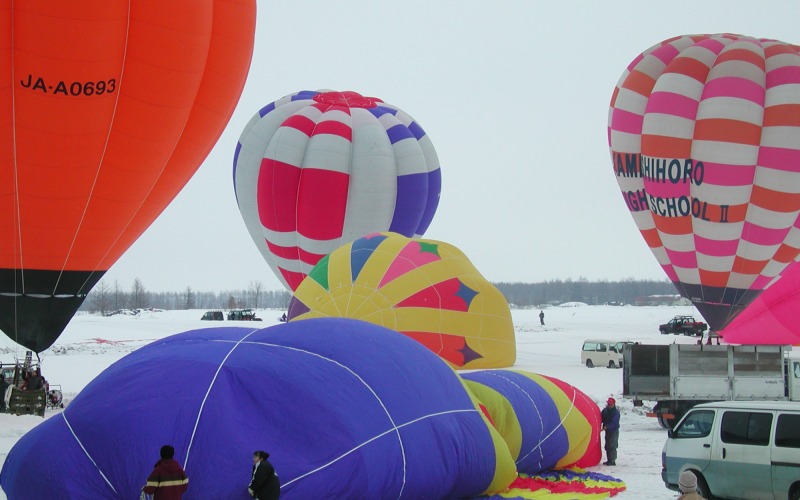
[581,340,632,368]
[662,400,800,499]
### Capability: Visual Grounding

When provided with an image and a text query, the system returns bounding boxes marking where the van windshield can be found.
[674,410,714,438]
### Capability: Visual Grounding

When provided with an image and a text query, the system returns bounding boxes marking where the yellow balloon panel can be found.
[289,232,516,368]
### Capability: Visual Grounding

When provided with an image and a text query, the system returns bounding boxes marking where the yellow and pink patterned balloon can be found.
[287,232,516,369]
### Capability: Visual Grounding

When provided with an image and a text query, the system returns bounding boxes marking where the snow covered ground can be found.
[0,304,709,499]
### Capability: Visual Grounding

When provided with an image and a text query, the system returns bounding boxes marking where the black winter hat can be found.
[160,445,175,459]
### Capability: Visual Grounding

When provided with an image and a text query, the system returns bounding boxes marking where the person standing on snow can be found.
[600,397,620,465]
[142,445,188,499]
[0,374,8,412]
[249,450,280,499]
[539,310,545,325]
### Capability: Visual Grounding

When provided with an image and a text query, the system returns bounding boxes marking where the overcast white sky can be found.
[101,1,800,292]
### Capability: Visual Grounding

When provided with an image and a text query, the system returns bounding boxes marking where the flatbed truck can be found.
[622,343,798,428]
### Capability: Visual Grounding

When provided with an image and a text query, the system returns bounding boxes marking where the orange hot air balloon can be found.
[0,2,256,352]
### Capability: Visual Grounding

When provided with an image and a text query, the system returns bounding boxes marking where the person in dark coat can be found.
[601,397,620,465]
[539,310,545,325]
[0,374,8,412]
[22,369,43,391]
[143,445,189,499]
[248,450,280,500]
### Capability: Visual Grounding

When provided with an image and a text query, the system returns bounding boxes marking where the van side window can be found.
[597,344,607,352]
[775,414,800,448]
[582,343,596,351]
[674,410,714,438]
[721,411,772,446]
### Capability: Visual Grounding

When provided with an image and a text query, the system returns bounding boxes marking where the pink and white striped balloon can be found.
[608,34,800,331]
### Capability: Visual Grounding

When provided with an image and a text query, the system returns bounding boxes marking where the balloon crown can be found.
[313,90,382,108]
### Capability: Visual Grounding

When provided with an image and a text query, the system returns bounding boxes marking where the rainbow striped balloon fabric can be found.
[608,34,800,331]
[234,90,442,291]
[288,232,516,369]
[461,370,603,473]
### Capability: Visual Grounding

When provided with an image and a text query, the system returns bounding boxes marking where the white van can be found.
[662,400,800,499]
[581,340,632,368]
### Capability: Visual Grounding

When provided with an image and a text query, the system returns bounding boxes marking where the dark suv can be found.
[201,310,224,321]
[227,309,262,321]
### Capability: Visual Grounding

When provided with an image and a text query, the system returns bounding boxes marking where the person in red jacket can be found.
[142,445,189,499]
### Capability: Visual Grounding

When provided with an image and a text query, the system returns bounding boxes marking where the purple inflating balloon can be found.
[1,318,505,498]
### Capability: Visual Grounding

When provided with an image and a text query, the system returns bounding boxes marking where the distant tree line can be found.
[493,278,677,307]
[79,278,292,316]
[80,277,676,316]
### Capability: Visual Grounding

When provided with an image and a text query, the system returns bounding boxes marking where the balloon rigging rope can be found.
[248,339,410,497]
[58,4,132,297]
[184,328,262,467]
[72,3,199,297]
[60,412,119,495]
[285,101,322,287]
[216,337,476,500]
[481,371,577,467]
[338,102,354,259]
[281,407,477,494]
[527,386,577,458]
[10,2,22,352]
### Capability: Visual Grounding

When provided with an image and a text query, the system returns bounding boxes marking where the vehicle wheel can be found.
[608,361,616,369]
[789,487,800,500]
[586,359,594,368]
[694,473,714,500]
[656,414,670,429]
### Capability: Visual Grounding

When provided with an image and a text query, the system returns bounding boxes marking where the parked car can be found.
[227,309,262,321]
[200,310,224,321]
[659,315,708,336]
[581,340,633,368]
[103,309,138,317]
[662,400,800,499]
